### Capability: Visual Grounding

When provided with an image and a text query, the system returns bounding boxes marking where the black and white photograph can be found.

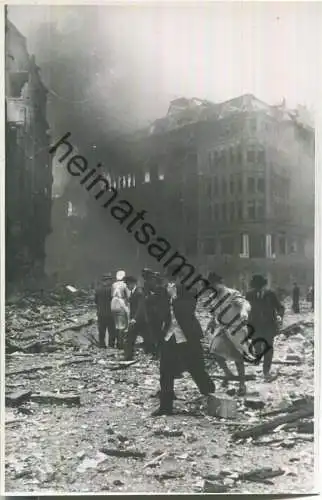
[3,2,319,495]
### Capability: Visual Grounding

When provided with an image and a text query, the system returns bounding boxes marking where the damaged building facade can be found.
[5,15,53,288]
[115,94,314,289]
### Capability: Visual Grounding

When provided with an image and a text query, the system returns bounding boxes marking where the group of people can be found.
[95,267,287,416]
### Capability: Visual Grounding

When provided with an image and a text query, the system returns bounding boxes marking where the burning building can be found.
[114,94,314,289]
[5,14,53,289]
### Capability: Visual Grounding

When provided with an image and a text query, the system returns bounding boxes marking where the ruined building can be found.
[5,16,53,288]
[110,94,314,289]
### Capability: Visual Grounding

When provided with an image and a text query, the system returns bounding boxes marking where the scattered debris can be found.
[30,392,81,406]
[99,448,146,459]
[232,406,314,440]
[203,480,230,493]
[5,390,32,407]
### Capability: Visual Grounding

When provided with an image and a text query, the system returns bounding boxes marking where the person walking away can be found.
[246,274,285,382]
[94,273,116,348]
[292,282,300,313]
[151,266,215,416]
[205,272,253,395]
[111,270,130,349]
[123,275,150,360]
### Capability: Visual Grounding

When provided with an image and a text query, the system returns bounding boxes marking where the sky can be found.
[8,2,320,125]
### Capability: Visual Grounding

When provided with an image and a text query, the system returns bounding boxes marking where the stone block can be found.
[5,390,32,407]
[207,394,237,419]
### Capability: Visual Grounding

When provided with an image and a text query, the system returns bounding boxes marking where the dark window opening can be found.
[279,235,286,255]
[213,176,218,195]
[230,202,235,221]
[247,149,256,163]
[237,201,243,220]
[257,177,265,193]
[222,179,227,195]
[230,176,234,194]
[257,201,265,218]
[221,236,234,255]
[204,238,216,255]
[248,177,255,193]
[249,234,266,258]
[247,201,256,219]
[222,203,227,221]
[258,149,265,164]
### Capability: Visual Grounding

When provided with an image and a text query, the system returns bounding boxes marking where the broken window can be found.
[257,201,265,218]
[230,175,234,194]
[221,236,234,255]
[230,202,235,221]
[247,149,256,163]
[222,203,227,221]
[237,201,243,220]
[247,201,256,219]
[214,203,219,221]
[249,234,266,258]
[213,176,218,195]
[204,238,216,255]
[279,234,286,255]
[247,177,255,193]
[257,177,265,193]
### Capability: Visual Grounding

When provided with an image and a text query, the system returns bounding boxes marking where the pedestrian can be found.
[94,273,116,348]
[111,270,130,349]
[123,274,151,360]
[246,274,285,382]
[205,272,252,396]
[292,282,300,313]
[151,266,215,416]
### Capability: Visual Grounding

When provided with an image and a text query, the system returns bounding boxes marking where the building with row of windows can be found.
[5,13,53,288]
[110,93,314,289]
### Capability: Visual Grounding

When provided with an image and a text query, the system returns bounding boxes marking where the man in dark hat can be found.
[151,265,215,416]
[246,274,285,381]
[94,273,116,348]
[292,282,300,313]
[123,275,152,360]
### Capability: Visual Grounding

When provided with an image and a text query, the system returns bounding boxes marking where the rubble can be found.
[5,290,314,493]
[5,390,32,407]
[30,392,81,406]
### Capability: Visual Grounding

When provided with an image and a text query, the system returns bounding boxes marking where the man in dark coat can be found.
[151,266,215,416]
[123,275,152,360]
[292,282,300,313]
[94,273,116,348]
[246,274,285,381]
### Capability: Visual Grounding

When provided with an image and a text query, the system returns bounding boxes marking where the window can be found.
[249,234,266,258]
[230,147,235,167]
[237,201,243,220]
[213,176,218,195]
[222,179,227,195]
[289,239,297,254]
[279,234,286,255]
[222,203,227,221]
[237,145,243,165]
[249,118,257,134]
[258,149,265,164]
[247,177,255,193]
[247,201,256,219]
[237,174,243,193]
[240,233,249,257]
[206,181,212,198]
[158,172,164,181]
[204,238,216,255]
[230,175,234,194]
[230,202,235,221]
[221,236,234,255]
[257,177,265,193]
[144,171,150,183]
[257,201,265,218]
[214,203,219,221]
[247,149,256,163]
